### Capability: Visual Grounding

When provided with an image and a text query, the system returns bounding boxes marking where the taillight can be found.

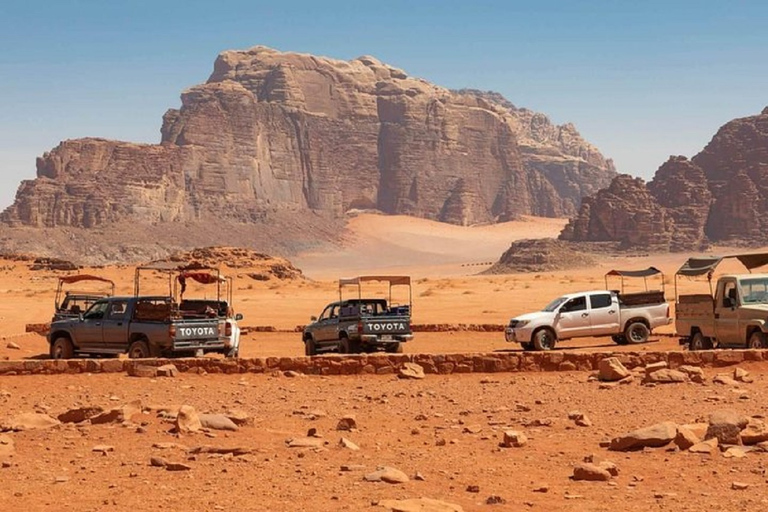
[225,322,232,337]
[219,322,225,337]
[169,325,176,338]
[666,305,670,317]
[357,321,363,333]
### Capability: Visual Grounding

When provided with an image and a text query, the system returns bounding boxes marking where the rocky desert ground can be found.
[2,215,768,512]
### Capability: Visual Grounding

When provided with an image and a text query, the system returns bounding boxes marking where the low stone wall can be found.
[0,349,764,377]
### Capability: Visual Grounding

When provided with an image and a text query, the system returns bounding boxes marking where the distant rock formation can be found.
[1,46,615,252]
[561,107,768,250]
[484,238,599,273]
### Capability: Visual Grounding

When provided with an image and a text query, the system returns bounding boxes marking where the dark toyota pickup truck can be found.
[48,296,225,359]
[303,299,413,355]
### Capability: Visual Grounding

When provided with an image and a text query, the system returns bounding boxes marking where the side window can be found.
[723,282,738,307]
[319,306,331,321]
[590,294,613,309]
[83,302,108,320]
[329,305,339,319]
[561,296,586,312]
[107,300,128,320]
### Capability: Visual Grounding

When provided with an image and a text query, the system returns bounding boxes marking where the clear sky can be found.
[1,0,767,209]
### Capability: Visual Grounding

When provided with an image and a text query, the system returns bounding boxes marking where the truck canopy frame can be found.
[55,274,116,311]
[339,276,412,311]
[674,252,768,298]
[604,267,664,294]
[134,262,232,308]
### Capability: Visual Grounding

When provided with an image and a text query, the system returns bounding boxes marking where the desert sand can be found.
[1,214,768,511]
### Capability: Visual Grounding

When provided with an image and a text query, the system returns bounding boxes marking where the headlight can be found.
[514,320,530,328]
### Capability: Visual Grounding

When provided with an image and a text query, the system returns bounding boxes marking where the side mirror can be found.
[311,315,317,322]
[235,313,243,321]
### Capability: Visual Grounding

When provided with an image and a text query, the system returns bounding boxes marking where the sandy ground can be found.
[2,213,768,511]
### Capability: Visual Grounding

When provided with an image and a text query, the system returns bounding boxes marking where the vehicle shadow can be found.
[494,339,660,352]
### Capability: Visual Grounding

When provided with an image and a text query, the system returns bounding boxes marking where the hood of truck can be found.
[509,311,555,324]
[739,304,768,314]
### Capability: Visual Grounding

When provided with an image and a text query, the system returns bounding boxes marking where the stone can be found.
[165,462,192,471]
[644,369,687,384]
[731,482,749,490]
[706,410,749,445]
[1,413,60,432]
[6,342,20,350]
[644,361,668,373]
[679,365,705,383]
[127,364,157,378]
[0,47,615,261]
[377,498,463,512]
[156,364,178,378]
[674,425,701,450]
[336,415,357,431]
[722,446,748,458]
[740,419,768,445]
[225,409,253,427]
[199,414,239,432]
[90,401,142,425]
[568,411,592,427]
[92,445,114,454]
[287,437,325,448]
[733,367,753,383]
[609,421,677,451]
[150,457,168,467]
[689,438,718,454]
[175,405,202,434]
[398,362,425,380]
[572,463,612,481]
[339,437,360,451]
[598,460,619,477]
[598,357,630,382]
[713,374,740,386]
[58,406,104,424]
[364,466,410,484]
[501,430,527,448]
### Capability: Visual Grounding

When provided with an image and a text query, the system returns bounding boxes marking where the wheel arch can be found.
[623,317,650,332]
[531,325,557,343]
[50,330,73,345]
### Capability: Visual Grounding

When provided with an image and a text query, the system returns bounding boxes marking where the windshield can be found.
[740,277,768,304]
[542,296,568,312]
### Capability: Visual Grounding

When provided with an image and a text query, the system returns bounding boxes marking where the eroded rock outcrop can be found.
[1,47,615,251]
[561,108,768,250]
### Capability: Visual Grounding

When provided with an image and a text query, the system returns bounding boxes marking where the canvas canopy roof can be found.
[138,261,215,272]
[58,274,114,285]
[339,276,411,287]
[676,253,768,277]
[605,267,662,278]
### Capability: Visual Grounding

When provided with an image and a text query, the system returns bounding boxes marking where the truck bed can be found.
[675,294,715,337]
[618,290,665,307]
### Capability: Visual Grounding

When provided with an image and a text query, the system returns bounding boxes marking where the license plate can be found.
[380,335,393,341]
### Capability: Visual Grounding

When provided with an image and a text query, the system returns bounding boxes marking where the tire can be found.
[304,337,317,356]
[689,331,712,351]
[747,331,766,349]
[127,339,151,359]
[520,342,534,351]
[225,346,239,358]
[611,334,628,345]
[50,336,74,359]
[385,342,403,353]
[532,328,556,351]
[624,321,650,344]
[339,336,351,354]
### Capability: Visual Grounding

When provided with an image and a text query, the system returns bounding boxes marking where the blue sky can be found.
[1,0,766,209]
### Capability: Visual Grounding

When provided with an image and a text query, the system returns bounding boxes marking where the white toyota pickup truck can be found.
[504,289,671,351]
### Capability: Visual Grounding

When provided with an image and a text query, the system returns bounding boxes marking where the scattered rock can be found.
[339,437,360,450]
[90,401,141,425]
[644,361,668,373]
[732,481,749,490]
[674,425,701,450]
[58,406,104,424]
[199,414,239,431]
[465,485,480,493]
[723,446,748,458]
[6,342,20,350]
[598,358,630,382]
[741,419,768,445]
[713,374,740,386]
[733,367,754,383]
[175,405,202,434]
[598,460,619,477]
[572,463,612,481]
[225,409,253,427]
[127,364,157,378]
[336,415,357,431]
[150,457,168,467]
[485,495,505,505]
[287,437,325,448]
[364,466,410,484]
[1,413,60,432]
[706,410,749,445]
[609,421,677,451]
[165,462,192,471]
[568,411,592,427]
[398,362,425,380]
[377,498,463,512]
[92,445,114,454]
[644,369,688,384]
[689,438,718,454]
[679,365,705,383]
[501,430,527,448]
[156,364,178,378]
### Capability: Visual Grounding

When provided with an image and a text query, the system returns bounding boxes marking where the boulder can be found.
[156,364,179,378]
[175,405,202,434]
[740,419,768,445]
[398,362,425,380]
[572,463,611,481]
[336,415,357,431]
[58,406,104,424]
[364,466,410,484]
[689,438,718,454]
[679,366,705,383]
[502,430,527,448]
[609,421,677,451]
[706,410,749,445]
[674,425,701,450]
[598,357,630,382]
[644,369,687,384]
[199,414,239,432]
[733,367,753,383]
[90,401,142,425]
[1,413,60,432]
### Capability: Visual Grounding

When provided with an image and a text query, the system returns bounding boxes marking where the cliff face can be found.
[561,107,768,250]
[1,46,616,241]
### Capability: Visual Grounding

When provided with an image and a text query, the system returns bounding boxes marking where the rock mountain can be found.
[1,46,616,262]
[561,107,768,251]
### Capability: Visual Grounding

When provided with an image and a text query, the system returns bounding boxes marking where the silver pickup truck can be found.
[48,296,225,359]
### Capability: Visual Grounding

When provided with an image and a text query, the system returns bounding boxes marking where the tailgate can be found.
[362,316,411,336]
[172,319,223,344]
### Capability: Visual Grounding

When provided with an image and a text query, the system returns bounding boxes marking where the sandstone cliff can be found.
[1,46,616,262]
[561,107,768,250]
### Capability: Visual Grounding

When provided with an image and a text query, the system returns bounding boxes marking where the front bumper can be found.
[171,338,227,352]
[360,334,413,344]
[505,327,533,344]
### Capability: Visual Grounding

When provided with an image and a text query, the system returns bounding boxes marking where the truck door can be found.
[715,279,740,346]
[102,299,130,351]
[74,300,110,348]
[315,304,339,342]
[556,296,592,338]
[588,293,621,335]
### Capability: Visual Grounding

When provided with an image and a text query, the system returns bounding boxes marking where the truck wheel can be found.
[748,331,766,349]
[611,334,628,345]
[50,336,74,359]
[339,336,351,354]
[689,331,712,351]
[127,340,151,359]
[624,322,649,344]
[532,328,556,351]
[385,342,403,353]
[225,346,239,358]
[304,337,317,356]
